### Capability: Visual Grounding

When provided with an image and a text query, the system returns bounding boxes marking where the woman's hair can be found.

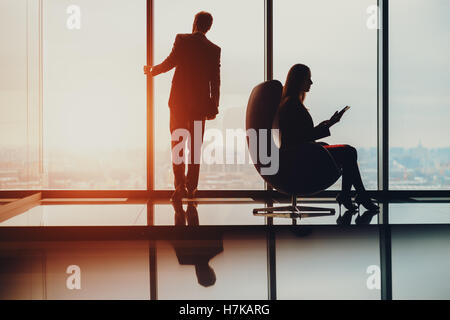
[281,64,310,102]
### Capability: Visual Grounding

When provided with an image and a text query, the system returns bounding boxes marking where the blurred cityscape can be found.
[0,144,448,190]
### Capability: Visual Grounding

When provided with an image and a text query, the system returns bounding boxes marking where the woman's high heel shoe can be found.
[355,193,379,211]
[336,192,357,212]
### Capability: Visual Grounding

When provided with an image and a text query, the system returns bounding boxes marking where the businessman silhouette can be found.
[144,11,221,201]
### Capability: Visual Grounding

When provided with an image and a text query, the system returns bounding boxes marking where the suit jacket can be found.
[152,32,221,120]
[278,97,330,150]
[172,239,224,265]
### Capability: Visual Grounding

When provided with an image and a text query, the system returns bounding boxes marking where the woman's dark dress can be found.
[278,97,365,193]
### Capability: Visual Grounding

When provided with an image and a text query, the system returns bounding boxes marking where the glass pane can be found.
[153,0,264,190]
[0,0,41,189]
[389,203,450,224]
[392,225,450,299]
[154,202,265,226]
[0,204,147,226]
[276,227,381,299]
[43,0,147,189]
[274,0,378,190]
[389,0,450,190]
[156,232,267,299]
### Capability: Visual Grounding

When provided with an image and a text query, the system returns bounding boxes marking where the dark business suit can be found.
[278,97,330,147]
[278,97,365,193]
[152,32,221,191]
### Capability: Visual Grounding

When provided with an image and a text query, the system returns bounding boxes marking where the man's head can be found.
[195,262,216,287]
[192,11,213,34]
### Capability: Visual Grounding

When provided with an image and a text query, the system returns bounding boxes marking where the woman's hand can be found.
[319,120,331,128]
[319,111,342,129]
[328,111,342,127]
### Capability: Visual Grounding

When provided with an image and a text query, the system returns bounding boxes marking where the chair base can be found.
[253,195,335,220]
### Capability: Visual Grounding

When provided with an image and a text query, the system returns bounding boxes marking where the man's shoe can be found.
[187,188,198,199]
[174,210,186,226]
[171,186,187,202]
[186,203,199,226]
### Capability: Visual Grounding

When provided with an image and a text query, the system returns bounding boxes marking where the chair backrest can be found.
[246,80,341,195]
[245,80,283,188]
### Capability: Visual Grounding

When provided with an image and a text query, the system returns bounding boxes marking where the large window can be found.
[389,0,450,190]
[43,0,147,189]
[0,0,41,189]
[274,0,378,190]
[153,0,264,190]
[3,0,450,193]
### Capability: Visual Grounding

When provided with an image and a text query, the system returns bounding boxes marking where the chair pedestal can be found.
[253,195,335,220]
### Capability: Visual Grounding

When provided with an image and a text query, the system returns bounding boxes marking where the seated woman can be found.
[278,64,378,211]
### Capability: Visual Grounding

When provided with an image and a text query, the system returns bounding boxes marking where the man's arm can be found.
[150,34,181,76]
[210,47,221,107]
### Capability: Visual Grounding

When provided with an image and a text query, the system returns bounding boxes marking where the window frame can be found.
[2,0,448,198]
[3,0,450,302]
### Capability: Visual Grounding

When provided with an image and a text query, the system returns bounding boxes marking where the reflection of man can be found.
[144,11,221,201]
[172,202,224,287]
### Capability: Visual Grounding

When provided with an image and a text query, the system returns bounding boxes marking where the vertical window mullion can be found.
[378,0,392,301]
[264,0,277,301]
[147,0,154,192]
[378,0,389,197]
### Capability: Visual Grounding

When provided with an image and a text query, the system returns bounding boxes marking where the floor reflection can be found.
[0,197,449,299]
[0,204,147,226]
[154,200,382,226]
[156,201,268,299]
[154,200,264,226]
[171,201,224,287]
[0,241,151,300]
[389,203,450,224]
[355,210,379,225]
[336,209,379,226]
[276,226,381,300]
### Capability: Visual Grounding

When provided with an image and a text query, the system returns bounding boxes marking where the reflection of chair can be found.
[246,80,341,219]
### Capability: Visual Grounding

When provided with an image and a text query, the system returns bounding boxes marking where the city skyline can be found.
[1,144,448,190]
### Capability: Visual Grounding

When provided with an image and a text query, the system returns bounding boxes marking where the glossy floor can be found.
[1,199,450,226]
[0,199,449,300]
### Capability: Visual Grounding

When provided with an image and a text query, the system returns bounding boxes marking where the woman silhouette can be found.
[278,64,378,211]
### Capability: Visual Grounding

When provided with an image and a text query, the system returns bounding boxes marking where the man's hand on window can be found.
[143,65,153,75]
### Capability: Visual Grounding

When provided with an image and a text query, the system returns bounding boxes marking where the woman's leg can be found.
[324,144,378,210]
[324,144,366,193]
[347,148,366,193]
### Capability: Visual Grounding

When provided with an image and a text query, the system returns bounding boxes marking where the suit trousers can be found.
[170,111,205,191]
